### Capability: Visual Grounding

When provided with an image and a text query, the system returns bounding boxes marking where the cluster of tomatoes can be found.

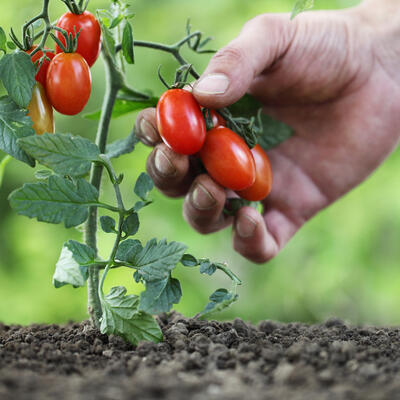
[28,10,100,134]
[156,89,273,202]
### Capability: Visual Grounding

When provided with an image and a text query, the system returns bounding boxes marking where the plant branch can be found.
[21,0,52,55]
[84,47,124,328]
[216,263,242,286]
[115,37,201,80]
[99,213,125,298]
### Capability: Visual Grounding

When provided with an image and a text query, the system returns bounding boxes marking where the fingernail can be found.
[236,215,257,238]
[194,74,230,95]
[154,148,176,177]
[139,118,158,145]
[191,184,216,210]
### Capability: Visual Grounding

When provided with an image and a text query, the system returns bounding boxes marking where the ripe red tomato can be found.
[209,110,226,128]
[200,127,256,191]
[236,145,273,201]
[27,46,55,89]
[46,53,91,116]
[156,89,206,155]
[27,83,54,135]
[56,11,101,67]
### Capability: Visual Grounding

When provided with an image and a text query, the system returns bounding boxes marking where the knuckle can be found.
[212,45,246,66]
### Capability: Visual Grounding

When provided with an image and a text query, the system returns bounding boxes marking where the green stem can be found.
[99,155,126,212]
[0,155,11,189]
[84,48,123,328]
[115,38,201,79]
[99,214,124,298]
[216,263,242,286]
[22,0,51,55]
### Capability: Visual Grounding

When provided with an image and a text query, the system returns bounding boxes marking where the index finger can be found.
[135,108,162,147]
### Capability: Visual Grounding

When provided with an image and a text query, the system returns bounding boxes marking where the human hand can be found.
[135,1,400,263]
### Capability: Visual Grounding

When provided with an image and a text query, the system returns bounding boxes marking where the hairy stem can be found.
[84,49,123,328]
[99,214,124,298]
[115,38,201,79]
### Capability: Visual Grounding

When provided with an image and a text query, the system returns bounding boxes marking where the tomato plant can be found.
[200,127,256,191]
[56,11,101,67]
[0,0,297,346]
[157,89,206,155]
[236,144,273,201]
[46,52,91,115]
[27,83,54,135]
[27,46,55,88]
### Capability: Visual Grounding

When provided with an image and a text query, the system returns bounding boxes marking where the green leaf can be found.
[200,288,239,319]
[122,212,139,236]
[257,115,293,151]
[139,276,182,314]
[0,27,7,54]
[116,239,143,263]
[122,21,134,64]
[291,0,314,19]
[100,286,163,345]
[180,254,199,267]
[105,130,138,159]
[84,98,158,120]
[228,94,293,150]
[53,240,95,288]
[135,239,187,281]
[8,175,99,228]
[18,133,100,176]
[134,172,154,201]
[117,238,187,280]
[200,261,217,276]
[97,16,116,62]
[133,200,152,212]
[7,42,16,50]
[100,215,116,233]
[224,198,256,217]
[0,96,35,166]
[0,52,35,107]
[34,169,52,181]
[109,16,124,29]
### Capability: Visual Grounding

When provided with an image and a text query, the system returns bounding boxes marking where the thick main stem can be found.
[85,51,123,328]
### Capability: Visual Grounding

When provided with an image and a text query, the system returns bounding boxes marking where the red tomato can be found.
[46,53,91,116]
[56,11,101,67]
[200,127,256,191]
[209,110,226,128]
[27,83,54,135]
[201,108,226,128]
[236,145,273,201]
[27,46,55,89]
[156,89,206,155]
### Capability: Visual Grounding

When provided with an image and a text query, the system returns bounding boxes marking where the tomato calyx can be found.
[61,0,88,15]
[52,26,81,53]
[158,64,194,90]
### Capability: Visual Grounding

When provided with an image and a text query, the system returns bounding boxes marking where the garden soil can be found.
[1,313,400,400]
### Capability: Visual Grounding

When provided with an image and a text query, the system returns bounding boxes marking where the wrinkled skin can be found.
[135,0,400,263]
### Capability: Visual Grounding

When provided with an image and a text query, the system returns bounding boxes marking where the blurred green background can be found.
[2,0,400,327]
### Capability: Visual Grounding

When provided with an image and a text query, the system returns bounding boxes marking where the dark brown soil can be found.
[1,314,400,400]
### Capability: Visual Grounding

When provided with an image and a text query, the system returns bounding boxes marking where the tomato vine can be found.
[0,0,311,344]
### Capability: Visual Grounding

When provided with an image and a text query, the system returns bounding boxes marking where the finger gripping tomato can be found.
[200,127,256,191]
[27,46,55,89]
[156,89,206,155]
[27,83,54,135]
[236,144,273,201]
[46,52,91,116]
[56,11,101,67]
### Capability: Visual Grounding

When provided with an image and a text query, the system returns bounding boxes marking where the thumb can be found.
[193,14,294,109]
